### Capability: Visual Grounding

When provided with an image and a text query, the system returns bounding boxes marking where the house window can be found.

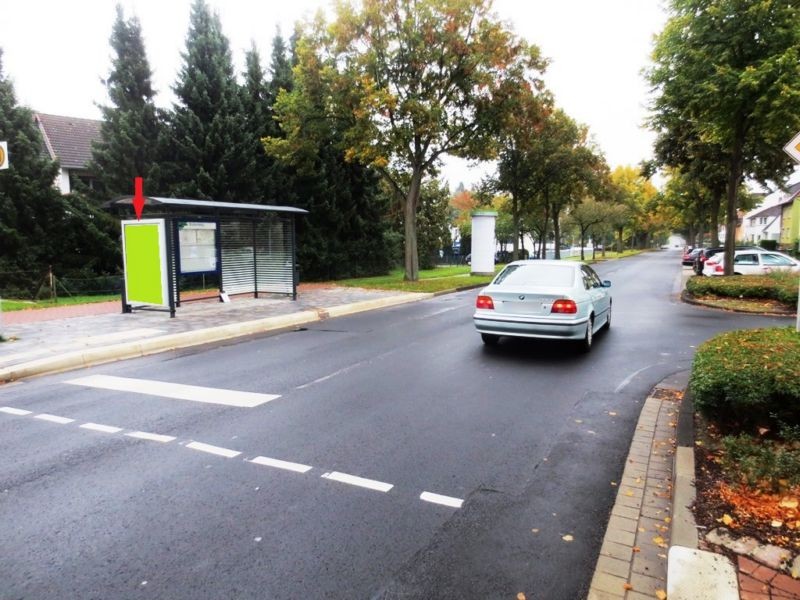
[759,217,767,225]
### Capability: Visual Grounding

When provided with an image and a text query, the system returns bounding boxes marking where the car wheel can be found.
[481,333,499,346]
[604,304,612,330]
[580,317,593,353]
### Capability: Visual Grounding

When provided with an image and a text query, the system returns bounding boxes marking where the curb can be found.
[0,292,431,383]
[680,290,795,317]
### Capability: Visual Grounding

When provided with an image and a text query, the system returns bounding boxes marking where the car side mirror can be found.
[602,280,611,287]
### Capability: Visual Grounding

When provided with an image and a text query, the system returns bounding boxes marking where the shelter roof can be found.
[106,196,308,216]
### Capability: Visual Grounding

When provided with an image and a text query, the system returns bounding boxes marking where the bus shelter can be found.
[106,196,308,317]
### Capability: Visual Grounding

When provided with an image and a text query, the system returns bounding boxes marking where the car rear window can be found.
[493,264,576,287]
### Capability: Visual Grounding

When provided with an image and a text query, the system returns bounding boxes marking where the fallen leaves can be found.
[516,593,526,600]
[717,513,735,527]
[656,590,667,600]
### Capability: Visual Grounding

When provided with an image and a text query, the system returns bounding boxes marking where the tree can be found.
[90,4,161,198]
[159,0,254,201]
[267,0,547,280]
[492,90,551,260]
[648,0,800,274]
[564,197,608,261]
[0,49,118,296]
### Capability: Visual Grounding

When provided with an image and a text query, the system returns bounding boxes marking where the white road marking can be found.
[186,441,241,458]
[320,471,393,493]
[0,407,32,416]
[250,455,312,473]
[420,491,464,509]
[126,431,176,443]
[80,422,123,434]
[615,365,654,393]
[34,413,74,424]
[66,375,280,408]
[296,362,365,390]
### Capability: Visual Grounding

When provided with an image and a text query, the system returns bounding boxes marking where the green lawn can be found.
[337,265,501,293]
[0,295,119,312]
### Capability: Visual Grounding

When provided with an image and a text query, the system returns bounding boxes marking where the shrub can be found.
[686,272,799,305]
[759,240,779,251]
[721,433,800,490]
[690,327,800,426]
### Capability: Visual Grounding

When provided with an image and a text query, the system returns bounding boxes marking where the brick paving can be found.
[737,556,800,599]
[587,388,681,599]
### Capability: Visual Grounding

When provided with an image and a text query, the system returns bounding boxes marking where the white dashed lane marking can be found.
[250,455,313,473]
[126,431,176,443]
[186,441,241,458]
[34,414,74,424]
[321,471,394,493]
[0,407,32,416]
[0,407,464,509]
[80,422,123,434]
[420,491,464,508]
[66,375,281,408]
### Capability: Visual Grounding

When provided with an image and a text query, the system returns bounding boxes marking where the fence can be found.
[0,269,123,303]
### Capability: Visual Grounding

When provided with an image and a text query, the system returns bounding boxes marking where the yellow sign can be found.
[0,141,7,170]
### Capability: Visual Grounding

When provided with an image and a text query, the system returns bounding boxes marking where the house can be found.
[779,181,800,252]
[34,113,102,194]
[740,182,800,248]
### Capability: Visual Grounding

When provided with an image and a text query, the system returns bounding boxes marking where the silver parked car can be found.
[473,260,612,352]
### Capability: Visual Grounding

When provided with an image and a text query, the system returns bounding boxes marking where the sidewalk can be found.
[0,285,430,382]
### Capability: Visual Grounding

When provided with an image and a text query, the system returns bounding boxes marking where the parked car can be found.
[703,249,800,276]
[692,245,760,275]
[682,247,702,266]
[473,260,611,352]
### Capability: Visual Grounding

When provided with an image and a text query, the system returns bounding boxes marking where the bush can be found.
[687,272,799,305]
[721,433,800,490]
[690,327,800,426]
[759,239,779,251]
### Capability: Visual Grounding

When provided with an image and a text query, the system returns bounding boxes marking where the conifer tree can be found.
[0,49,118,295]
[160,0,254,201]
[0,48,63,293]
[90,4,160,198]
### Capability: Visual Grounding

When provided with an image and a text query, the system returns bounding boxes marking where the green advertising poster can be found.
[122,219,169,307]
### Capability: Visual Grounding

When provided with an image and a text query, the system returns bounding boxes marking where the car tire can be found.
[579,317,593,353]
[604,304,612,330]
[481,333,499,346]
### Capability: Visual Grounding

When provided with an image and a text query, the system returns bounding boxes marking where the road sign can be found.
[0,141,8,170]
[784,131,800,164]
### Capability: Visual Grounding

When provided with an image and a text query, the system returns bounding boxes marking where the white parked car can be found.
[702,249,800,276]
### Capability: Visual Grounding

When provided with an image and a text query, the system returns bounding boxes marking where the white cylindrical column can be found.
[471,211,497,276]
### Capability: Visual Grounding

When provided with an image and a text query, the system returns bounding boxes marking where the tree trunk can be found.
[403,167,424,281]
[553,206,562,260]
[723,128,745,276]
[541,198,550,259]
[511,192,520,261]
[710,187,722,247]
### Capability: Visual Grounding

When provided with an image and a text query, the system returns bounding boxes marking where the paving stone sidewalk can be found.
[587,375,685,599]
[0,285,420,371]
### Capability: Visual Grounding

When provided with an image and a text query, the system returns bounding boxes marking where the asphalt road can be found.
[0,251,790,600]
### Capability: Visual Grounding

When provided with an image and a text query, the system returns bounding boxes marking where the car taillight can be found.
[714,265,723,273]
[551,299,577,314]
[476,295,494,310]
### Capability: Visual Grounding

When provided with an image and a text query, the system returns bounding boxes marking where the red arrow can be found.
[133,177,145,221]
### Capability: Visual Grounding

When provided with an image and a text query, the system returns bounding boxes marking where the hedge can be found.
[690,327,800,426]
[687,272,799,305]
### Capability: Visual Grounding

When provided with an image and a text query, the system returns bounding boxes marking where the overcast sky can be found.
[0,0,669,189]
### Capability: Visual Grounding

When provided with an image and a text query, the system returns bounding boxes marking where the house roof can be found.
[745,181,800,220]
[34,113,102,170]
